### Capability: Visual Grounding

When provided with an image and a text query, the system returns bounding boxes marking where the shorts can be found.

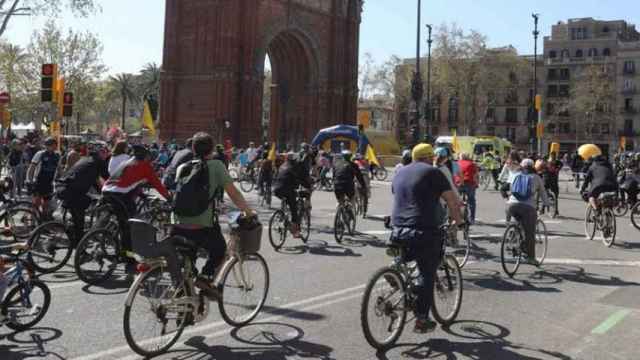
[334,188,355,202]
[590,185,618,200]
[33,178,54,199]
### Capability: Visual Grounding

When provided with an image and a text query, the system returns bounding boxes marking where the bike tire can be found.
[602,209,617,247]
[300,209,311,243]
[218,253,270,327]
[240,178,255,193]
[614,201,629,217]
[3,206,40,240]
[123,266,188,357]
[334,208,345,244]
[2,280,51,331]
[631,202,640,231]
[452,223,471,268]
[584,206,597,240]
[431,254,463,325]
[535,219,548,265]
[268,210,287,250]
[501,224,522,278]
[74,228,121,285]
[347,207,357,236]
[360,267,407,350]
[27,221,73,274]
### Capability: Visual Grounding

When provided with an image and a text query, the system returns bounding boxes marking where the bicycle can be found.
[354,183,369,219]
[500,216,548,277]
[0,245,51,332]
[239,166,258,193]
[123,215,269,357]
[372,165,388,182]
[312,168,334,192]
[360,224,463,350]
[259,181,272,209]
[0,190,40,240]
[334,194,356,244]
[537,189,558,219]
[268,188,311,250]
[584,192,617,247]
[479,167,493,191]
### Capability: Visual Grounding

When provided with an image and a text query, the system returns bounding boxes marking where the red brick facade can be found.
[159,0,362,146]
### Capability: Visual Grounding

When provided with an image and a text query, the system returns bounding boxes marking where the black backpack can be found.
[174,159,212,217]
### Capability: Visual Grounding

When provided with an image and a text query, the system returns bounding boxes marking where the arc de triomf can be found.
[159,0,363,146]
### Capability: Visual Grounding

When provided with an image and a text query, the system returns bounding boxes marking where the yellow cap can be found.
[412,143,434,160]
[578,144,602,160]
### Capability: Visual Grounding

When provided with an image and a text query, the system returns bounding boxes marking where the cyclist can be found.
[162,138,193,191]
[8,139,26,197]
[171,132,254,299]
[499,151,522,198]
[391,143,462,333]
[544,153,563,217]
[354,153,371,217]
[506,158,549,265]
[257,151,274,196]
[273,152,312,238]
[457,153,479,224]
[102,144,171,272]
[109,140,130,176]
[333,150,367,208]
[580,152,618,212]
[56,149,110,245]
[434,147,459,198]
[26,137,60,220]
[480,151,500,190]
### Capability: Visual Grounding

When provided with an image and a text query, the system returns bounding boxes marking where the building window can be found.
[547,69,557,80]
[603,48,611,56]
[506,127,516,142]
[588,48,598,57]
[549,50,557,59]
[624,79,636,93]
[448,97,459,124]
[625,98,633,110]
[486,108,496,123]
[575,49,583,58]
[547,123,556,133]
[560,123,571,134]
[486,126,495,136]
[603,26,610,33]
[558,107,570,117]
[546,102,556,116]
[560,68,570,80]
[625,119,634,134]
[624,60,636,74]
[558,85,570,97]
[601,124,610,134]
[505,108,518,123]
[547,85,558,97]
[505,90,518,104]
[561,49,570,59]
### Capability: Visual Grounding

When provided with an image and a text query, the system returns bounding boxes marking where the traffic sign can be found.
[0,92,10,104]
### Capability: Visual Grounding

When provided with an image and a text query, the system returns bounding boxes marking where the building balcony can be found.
[623,68,636,76]
[622,88,637,95]
[621,106,638,114]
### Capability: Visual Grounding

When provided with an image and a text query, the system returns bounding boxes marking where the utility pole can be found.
[410,0,424,146]
[425,24,433,143]
[533,13,542,154]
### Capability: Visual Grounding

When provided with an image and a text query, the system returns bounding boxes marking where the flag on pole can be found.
[452,129,460,153]
[267,143,277,161]
[142,100,156,136]
[365,145,381,167]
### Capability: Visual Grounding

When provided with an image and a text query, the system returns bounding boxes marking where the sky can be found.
[3,0,640,75]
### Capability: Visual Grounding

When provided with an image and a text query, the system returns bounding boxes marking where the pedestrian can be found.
[457,152,479,224]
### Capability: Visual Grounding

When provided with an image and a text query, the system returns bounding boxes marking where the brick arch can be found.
[159,0,362,147]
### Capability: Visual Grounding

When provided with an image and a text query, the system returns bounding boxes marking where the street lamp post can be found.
[533,13,541,154]
[410,0,424,146]
[425,24,433,143]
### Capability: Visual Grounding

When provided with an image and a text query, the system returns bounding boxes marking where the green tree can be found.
[108,73,138,129]
[0,43,37,124]
[0,0,99,38]
[569,64,616,142]
[137,62,160,100]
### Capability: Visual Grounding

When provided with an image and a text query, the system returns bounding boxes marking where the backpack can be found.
[174,160,212,217]
[511,173,533,201]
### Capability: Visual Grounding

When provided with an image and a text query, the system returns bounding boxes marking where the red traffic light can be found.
[42,64,55,76]
[63,92,73,105]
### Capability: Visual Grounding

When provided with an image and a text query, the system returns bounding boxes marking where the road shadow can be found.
[160,323,336,359]
[376,320,572,360]
[81,276,132,295]
[36,269,77,284]
[0,327,65,360]
[535,265,640,287]
[258,305,326,321]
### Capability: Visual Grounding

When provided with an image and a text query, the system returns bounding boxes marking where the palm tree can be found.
[108,73,138,129]
[138,62,161,99]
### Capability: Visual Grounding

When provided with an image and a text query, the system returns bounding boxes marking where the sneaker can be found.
[195,278,221,302]
[413,318,437,334]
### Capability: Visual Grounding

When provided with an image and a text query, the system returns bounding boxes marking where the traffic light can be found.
[62,92,73,117]
[41,64,57,102]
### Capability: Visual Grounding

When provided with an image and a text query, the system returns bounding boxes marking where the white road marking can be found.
[543,258,640,267]
[362,230,390,235]
[69,283,366,360]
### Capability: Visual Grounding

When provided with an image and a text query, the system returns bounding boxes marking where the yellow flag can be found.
[620,136,627,150]
[142,100,156,136]
[267,143,276,161]
[366,145,381,167]
[452,129,460,153]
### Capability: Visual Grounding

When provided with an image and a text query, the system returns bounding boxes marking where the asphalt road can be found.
[2,176,640,360]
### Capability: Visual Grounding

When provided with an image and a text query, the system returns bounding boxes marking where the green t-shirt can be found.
[172,159,232,227]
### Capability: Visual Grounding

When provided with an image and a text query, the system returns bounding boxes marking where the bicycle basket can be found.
[228,222,263,255]
[129,219,162,258]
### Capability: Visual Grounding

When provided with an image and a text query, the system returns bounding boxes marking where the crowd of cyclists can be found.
[0,127,636,353]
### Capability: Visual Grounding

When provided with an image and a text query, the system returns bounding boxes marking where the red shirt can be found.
[103,159,170,199]
[458,159,479,188]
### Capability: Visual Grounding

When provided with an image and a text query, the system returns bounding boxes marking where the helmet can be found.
[520,158,535,169]
[341,150,353,162]
[132,144,149,160]
[43,137,56,146]
[534,159,545,172]
[578,144,602,160]
[434,147,449,158]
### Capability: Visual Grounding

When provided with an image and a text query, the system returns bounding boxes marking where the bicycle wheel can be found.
[27,222,73,274]
[374,167,388,181]
[347,207,357,236]
[535,219,548,265]
[334,208,346,243]
[123,265,189,357]
[360,267,407,350]
[268,210,288,250]
[3,206,39,239]
[614,200,629,217]
[630,202,640,231]
[500,224,522,278]
[584,206,597,240]
[449,223,471,268]
[1,280,51,331]
[431,254,463,325]
[300,209,311,243]
[481,173,490,191]
[219,253,270,327]
[546,192,558,219]
[239,177,255,193]
[74,228,120,285]
[601,209,617,247]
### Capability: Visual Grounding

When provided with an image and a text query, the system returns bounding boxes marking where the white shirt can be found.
[246,147,257,162]
[109,154,130,176]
